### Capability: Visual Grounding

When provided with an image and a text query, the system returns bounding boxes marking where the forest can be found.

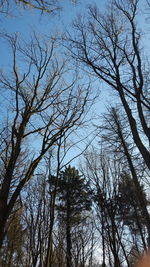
[0,0,150,266]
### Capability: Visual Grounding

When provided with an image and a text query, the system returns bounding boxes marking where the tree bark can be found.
[66,193,72,267]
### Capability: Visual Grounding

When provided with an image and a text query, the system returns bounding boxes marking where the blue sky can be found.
[0,0,147,72]
[0,0,148,166]
[0,0,129,156]
[0,0,106,166]
[0,0,107,115]
[1,1,101,36]
[0,0,147,116]
[0,1,104,69]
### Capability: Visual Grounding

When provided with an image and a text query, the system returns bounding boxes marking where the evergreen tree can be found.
[49,166,92,267]
[116,173,149,232]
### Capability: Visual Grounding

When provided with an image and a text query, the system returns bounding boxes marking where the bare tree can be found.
[66,0,150,170]
[22,173,50,267]
[0,32,90,249]
[82,148,147,266]
[0,0,61,15]
[0,200,25,266]
[98,107,150,246]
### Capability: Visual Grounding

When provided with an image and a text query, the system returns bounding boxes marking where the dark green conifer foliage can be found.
[116,173,149,231]
[49,166,92,267]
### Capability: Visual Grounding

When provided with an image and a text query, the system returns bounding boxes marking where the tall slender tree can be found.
[66,0,150,170]
[49,166,92,267]
[0,33,90,250]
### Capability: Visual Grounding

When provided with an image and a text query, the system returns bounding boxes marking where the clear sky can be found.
[0,1,102,36]
[0,0,147,166]
[0,1,105,167]
[0,1,104,77]
[0,0,147,81]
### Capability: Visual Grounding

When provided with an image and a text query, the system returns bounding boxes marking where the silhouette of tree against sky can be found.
[0,0,76,15]
[65,0,150,170]
[48,166,92,267]
[0,33,90,250]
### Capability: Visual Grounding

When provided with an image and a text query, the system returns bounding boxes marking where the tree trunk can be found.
[0,205,9,249]
[112,108,150,247]
[66,194,72,267]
